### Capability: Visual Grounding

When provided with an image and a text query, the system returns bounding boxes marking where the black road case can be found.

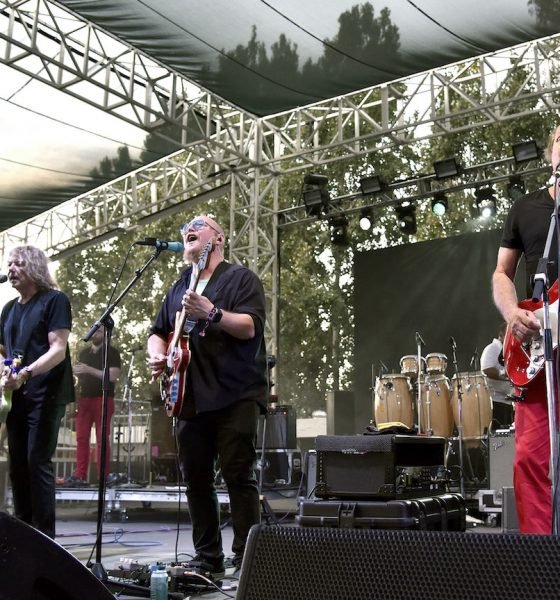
[296,493,466,531]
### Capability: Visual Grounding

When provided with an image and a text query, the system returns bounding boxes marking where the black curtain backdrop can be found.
[352,228,524,431]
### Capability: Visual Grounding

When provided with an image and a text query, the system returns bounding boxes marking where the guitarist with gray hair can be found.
[492,126,560,534]
[147,215,267,577]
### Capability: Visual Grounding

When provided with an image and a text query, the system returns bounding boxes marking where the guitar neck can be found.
[169,264,204,348]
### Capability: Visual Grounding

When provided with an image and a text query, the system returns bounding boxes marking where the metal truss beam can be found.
[278,157,550,228]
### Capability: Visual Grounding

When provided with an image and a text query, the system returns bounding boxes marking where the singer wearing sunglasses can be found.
[147,215,267,578]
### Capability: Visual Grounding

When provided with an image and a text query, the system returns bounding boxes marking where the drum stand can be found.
[448,337,465,497]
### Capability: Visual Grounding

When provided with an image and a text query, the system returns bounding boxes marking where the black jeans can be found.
[176,401,260,562]
[6,394,66,538]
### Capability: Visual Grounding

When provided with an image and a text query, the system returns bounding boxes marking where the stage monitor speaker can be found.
[257,405,297,449]
[326,391,355,435]
[0,511,114,600]
[237,524,560,600]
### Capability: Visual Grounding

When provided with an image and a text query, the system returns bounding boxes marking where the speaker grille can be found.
[239,525,560,600]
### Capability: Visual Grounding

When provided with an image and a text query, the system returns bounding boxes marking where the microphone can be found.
[0,273,7,284]
[470,348,479,369]
[449,336,456,350]
[135,238,184,253]
[379,360,389,374]
[415,331,426,347]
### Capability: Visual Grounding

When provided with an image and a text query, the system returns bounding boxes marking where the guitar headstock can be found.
[192,239,214,278]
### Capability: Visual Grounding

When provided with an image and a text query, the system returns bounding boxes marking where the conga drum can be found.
[420,375,454,437]
[374,374,414,428]
[400,355,426,379]
[425,353,447,375]
[451,372,492,447]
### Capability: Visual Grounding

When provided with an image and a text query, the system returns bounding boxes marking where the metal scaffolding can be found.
[1,0,560,352]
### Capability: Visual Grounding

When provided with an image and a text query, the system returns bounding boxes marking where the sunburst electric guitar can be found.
[503,279,559,387]
[160,240,213,417]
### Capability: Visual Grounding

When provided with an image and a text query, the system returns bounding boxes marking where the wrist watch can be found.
[208,306,223,324]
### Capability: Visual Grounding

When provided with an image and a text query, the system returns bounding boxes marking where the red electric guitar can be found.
[160,240,213,417]
[503,279,559,387]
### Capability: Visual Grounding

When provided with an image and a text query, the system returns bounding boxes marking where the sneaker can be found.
[63,475,88,487]
[187,555,225,576]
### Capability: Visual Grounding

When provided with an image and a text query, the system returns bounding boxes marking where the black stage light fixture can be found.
[507,175,525,201]
[512,140,539,163]
[329,215,350,246]
[396,202,417,235]
[431,191,448,216]
[359,207,373,231]
[360,175,383,195]
[433,158,459,179]
[303,173,329,186]
[303,188,329,217]
[475,187,497,218]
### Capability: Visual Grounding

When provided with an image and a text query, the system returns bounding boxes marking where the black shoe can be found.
[63,475,88,487]
[187,555,225,576]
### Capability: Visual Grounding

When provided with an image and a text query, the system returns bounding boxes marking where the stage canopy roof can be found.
[56,0,560,116]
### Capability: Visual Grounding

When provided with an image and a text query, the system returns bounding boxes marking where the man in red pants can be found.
[492,125,560,533]
[66,325,121,485]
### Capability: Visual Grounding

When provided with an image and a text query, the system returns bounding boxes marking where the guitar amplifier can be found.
[315,434,447,500]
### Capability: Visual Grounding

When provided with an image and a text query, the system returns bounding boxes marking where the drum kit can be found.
[374,352,493,444]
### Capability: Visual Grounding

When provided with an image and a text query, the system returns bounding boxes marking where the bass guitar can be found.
[160,239,213,417]
[503,279,558,387]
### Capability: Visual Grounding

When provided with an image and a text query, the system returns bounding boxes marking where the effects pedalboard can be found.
[105,558,238,597]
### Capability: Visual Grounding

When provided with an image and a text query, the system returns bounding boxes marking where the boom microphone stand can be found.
[449,336,465,497]
[532,205,560,534]
[84,247,165,581]
[119,349,142,489]
[416,332,426,433]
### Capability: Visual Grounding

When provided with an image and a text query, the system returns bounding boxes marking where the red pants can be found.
[74,396,115,481]
[514,376,552,534]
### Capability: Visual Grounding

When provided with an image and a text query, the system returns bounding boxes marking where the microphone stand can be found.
[416,332,426,434]
[120,350,142,489]
[532,205,560,533]
[84,247,164,580]
[449,337,465,497]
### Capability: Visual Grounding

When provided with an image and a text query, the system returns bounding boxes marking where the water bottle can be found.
[150,565,168,600]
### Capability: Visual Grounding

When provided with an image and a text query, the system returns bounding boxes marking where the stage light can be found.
[512,140,539,163]
[396,203,417,234]
[329,215,350,246]
[507,175,525,201]
[431,192,448,216]
[433,158,459,179]
[303,188,329,217]
[303,173,329,186]
[359,208,373,230]
[475,187,497,218]
[360,175,383,195]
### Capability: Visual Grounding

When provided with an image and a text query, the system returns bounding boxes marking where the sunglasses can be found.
[180,218,221,236]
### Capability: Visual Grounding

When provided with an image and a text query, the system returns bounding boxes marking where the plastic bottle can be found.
[150,565,168,600]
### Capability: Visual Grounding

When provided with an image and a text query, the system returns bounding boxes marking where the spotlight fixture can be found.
[329,215,350,246]
[475,187,497,218]
[360,175,383,195]
[303,188,329,217]
[396,203,417,235]
[431,191,448,216]
[433,158,460,179]
[303,173,329,186]
[507,175,526,202]
[359,207,373,231]
[512,140,539,163]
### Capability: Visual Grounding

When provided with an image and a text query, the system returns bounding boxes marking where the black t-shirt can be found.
[77,344,121,397]
[500,187,558,297]
[0,289,74,405]
[150,262,268,416]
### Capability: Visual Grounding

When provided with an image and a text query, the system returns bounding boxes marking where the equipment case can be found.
[296,493,466,531]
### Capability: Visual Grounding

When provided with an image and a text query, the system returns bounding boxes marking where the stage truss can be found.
[1,0,560,352]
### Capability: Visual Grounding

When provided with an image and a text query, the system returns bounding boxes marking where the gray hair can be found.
[8,246,57,291]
